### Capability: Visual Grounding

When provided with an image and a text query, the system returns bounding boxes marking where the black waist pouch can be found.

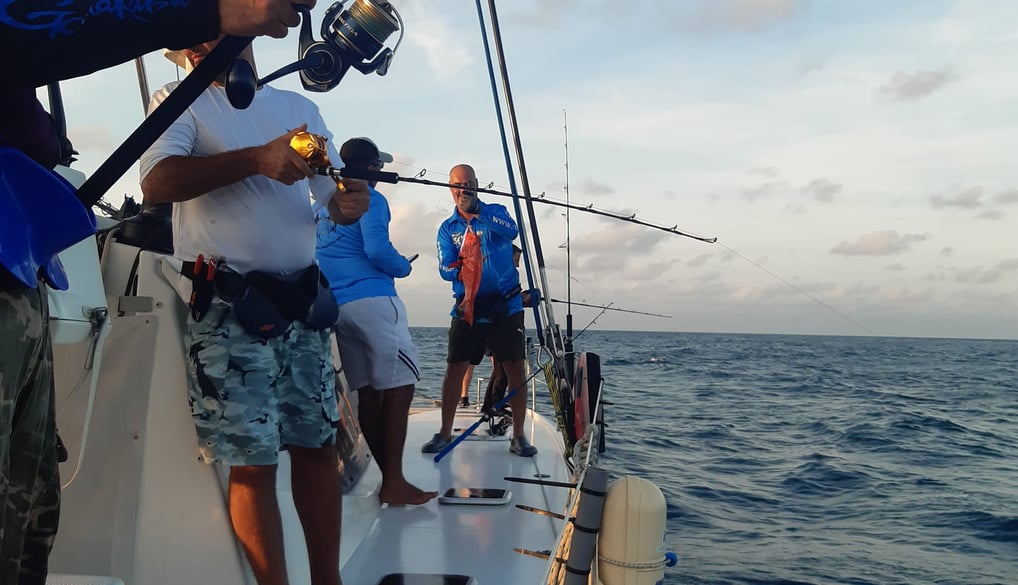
[219,265,338,339]
[466,285,522,323]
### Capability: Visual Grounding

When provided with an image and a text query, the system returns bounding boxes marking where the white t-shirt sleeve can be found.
[305,103,343,208]
[139,82,198,183]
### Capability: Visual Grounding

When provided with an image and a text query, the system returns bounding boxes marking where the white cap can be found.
[163,48,193,73]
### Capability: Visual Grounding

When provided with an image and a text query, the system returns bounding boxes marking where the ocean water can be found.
[409,328,1018,585]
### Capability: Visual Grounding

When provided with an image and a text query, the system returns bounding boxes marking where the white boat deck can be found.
[48,246,579,585]
[333,408,573,584]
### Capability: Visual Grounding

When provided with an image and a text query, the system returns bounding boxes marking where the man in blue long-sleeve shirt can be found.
[316,137,437,505]
[421,164,537,457]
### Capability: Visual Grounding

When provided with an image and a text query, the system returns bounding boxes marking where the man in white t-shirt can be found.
[139,38,367,585]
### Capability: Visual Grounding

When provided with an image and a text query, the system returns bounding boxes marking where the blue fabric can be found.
[0,147,95,289]
[316,187,411,305]
[436,200,523,319]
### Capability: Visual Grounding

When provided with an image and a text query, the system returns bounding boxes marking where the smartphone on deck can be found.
[437,487,511,505]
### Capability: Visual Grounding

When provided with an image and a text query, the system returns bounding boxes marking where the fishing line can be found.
[716,242,877,336]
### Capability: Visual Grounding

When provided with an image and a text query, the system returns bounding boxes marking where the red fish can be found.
[450,227,483,325]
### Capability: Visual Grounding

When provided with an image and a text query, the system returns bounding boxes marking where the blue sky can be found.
[53,0,1018,339]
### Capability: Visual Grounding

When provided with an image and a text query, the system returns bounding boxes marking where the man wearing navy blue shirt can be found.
[316,137,437,505]
[1,2,315,582]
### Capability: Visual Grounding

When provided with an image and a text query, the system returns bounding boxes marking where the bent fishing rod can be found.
[324,166,718,244]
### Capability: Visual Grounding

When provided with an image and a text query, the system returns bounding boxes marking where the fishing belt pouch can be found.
[184,263,337,338]
[460,285,522,322]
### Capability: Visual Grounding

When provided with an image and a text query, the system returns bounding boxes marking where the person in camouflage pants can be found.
[0,283,60,585]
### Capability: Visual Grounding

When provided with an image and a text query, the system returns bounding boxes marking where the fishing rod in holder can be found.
[224,0,404,108]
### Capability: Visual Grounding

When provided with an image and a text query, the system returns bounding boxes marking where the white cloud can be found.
[830,231,931,256]
[878,66,958,102]
[673,0,809,34]
[993,189,1018,204]
[399,3,473,81]
[46,0,1018,339]
[929,187,983,208]
[801,178,842,203]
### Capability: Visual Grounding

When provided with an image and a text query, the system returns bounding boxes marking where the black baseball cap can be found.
[339,137,393,168]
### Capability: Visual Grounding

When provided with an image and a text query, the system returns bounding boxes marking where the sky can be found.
[52,0,1018,340]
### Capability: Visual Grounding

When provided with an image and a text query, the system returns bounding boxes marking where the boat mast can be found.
[134,57,151,114]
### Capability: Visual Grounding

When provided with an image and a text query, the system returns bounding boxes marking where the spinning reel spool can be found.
[226,0,404,108]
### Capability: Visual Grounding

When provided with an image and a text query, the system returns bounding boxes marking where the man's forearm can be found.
[142,148,262,204]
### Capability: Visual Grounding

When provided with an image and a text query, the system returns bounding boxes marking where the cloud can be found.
[796,53,832,77]
[572,225,667,256]
[998,258,1018,271]
[749,166,780,178]
[741,179,789,202]
[882,287,936,304]
[401,4,473,80]
[390,202,450,258]
[565,226,670,277]
[940,247,954,257]
[676,0,809,33]
[801,178,842,203]
[886,263,905,272]
[993,189,1018,204]
[578,178,615,197]
[687,253,713,267]
[976,209,1004,220]
[878,66,958,102]
[929,187,983,209]
[952,263,1014,284]
[830,230,930,256]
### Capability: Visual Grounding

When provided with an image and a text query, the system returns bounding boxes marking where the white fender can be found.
[598,476,667,585]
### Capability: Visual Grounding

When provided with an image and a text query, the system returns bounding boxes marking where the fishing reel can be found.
[288,129,401,187]
[290,131,333,168]
[289,130,350,189]
[226,0,404,108]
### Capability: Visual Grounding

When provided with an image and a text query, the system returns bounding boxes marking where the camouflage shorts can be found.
[0,282,60,585]
[185,300,339,466]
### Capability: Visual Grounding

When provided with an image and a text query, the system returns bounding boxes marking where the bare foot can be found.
[379,481,438,506]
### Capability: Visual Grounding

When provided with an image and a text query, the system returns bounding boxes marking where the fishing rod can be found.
[432,361,548,463]
[573,303,612,341]
[483,0,568,365]
[472,0,546,348]
[547,298,672,318]
[329,166,717,244]
[562,110,575,378]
